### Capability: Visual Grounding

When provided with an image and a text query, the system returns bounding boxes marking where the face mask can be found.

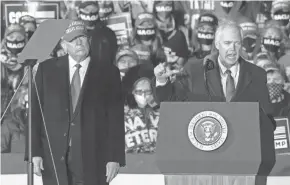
[262,37,281,53]
[136,28,156,41]
[273,10,290,26]
[6,40,25,54]
[197,31,214,45]
[79,11,99,28]
[134,94,147,108]
[242,36,256,53]
[26,31,34,40]
[99,6,113,21]
[220,1,234,13]
[267,83,283,100]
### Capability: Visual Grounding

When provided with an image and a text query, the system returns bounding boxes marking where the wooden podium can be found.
[155,102,276,185]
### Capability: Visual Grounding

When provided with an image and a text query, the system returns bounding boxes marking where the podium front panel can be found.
[156,102,266,175]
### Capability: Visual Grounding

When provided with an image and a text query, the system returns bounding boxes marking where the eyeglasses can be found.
[133,89,152,96]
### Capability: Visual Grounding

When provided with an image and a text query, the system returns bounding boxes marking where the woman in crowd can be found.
[19,15,37,40]
[254,52,275,69]
[260,20,286,61]
[237,17,260,63]
[153,0,189,47]
[263,63,290,117]
[132,12,163,67]
[122,64,159,153]
[1,24,28,92]
[191,12,218,60]
[115,48,139,80]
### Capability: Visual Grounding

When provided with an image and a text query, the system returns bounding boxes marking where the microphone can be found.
[203,55,215,101]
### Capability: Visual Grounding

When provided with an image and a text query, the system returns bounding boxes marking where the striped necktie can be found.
[225,69,235,102]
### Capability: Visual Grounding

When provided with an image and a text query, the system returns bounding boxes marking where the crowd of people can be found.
[1,0,290,154]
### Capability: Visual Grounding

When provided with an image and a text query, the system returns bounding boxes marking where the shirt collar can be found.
[69,55,90,70]
[218,56,239,77]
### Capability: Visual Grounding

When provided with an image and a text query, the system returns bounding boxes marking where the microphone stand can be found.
[23,59,38,185]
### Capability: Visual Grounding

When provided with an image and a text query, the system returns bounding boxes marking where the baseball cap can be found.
[197,13,218,28]
[4,24,26,38]
[163,30,189,58]
[62,20,88,42]
[115,49,139,64]
[135,13,156,28]
[19,15,37,28]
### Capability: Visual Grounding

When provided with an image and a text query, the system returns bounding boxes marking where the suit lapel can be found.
[231,59,252,101]
[206,59,224,98]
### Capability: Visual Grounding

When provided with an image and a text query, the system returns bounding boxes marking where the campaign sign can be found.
[3,1,60,27]
[274,118,290,155]
[106,12,133,47]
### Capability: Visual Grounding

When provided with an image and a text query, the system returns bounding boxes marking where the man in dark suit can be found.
[25,20,125,185]
[154,19,273,117]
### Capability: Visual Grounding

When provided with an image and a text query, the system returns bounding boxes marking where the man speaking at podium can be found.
[154,19,273,118]
[26,20,125,185]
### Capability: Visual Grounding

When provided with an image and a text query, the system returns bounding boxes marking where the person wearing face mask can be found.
[1,24,27,93]
[98,0,115,23]
[19,15,37,40]
[191,13,218,60]
[237,17,259,63]
[153,30,189,96]
[132,12,162,67]
[153,1,190,47]
[260,24,285,61]
[78,1,118,65]
[214,1,262,23]
[271,0,290,36]
[115,48,139,80]
[263,63,290,117]
[122,64,159,153]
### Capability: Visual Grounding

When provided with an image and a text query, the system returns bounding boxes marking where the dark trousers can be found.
[66,146,84,185]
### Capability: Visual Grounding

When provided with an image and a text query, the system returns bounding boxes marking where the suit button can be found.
[71,123,75,126]
[65,109,68,112]
[60,156,64,161]
[64,133,67,137]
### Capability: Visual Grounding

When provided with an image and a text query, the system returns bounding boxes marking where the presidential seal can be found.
[188,111,228,151]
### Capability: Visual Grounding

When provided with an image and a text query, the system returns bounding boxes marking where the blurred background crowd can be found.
[1,0,290,154]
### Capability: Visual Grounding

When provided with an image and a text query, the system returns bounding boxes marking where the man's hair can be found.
[215,19,243,44]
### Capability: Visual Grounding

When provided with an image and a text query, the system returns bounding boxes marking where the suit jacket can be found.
[25,54,125,185]
[154,53,275,127]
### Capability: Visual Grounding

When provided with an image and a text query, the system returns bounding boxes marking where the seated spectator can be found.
[132,12,163,67]
[192,13,218,60]
[1,85,27,153]
[122,64,159,153]
[264,63,290,117]
[19,15,37,40]
[115,48,139,80]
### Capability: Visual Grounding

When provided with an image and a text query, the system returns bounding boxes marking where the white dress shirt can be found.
[69,55,90,87]
[217,57,240,97]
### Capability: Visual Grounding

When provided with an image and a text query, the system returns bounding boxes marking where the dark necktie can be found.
[71,64,82,111]
[225,69,235,102]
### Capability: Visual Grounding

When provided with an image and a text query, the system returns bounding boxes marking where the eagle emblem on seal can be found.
[188,111,228,151]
